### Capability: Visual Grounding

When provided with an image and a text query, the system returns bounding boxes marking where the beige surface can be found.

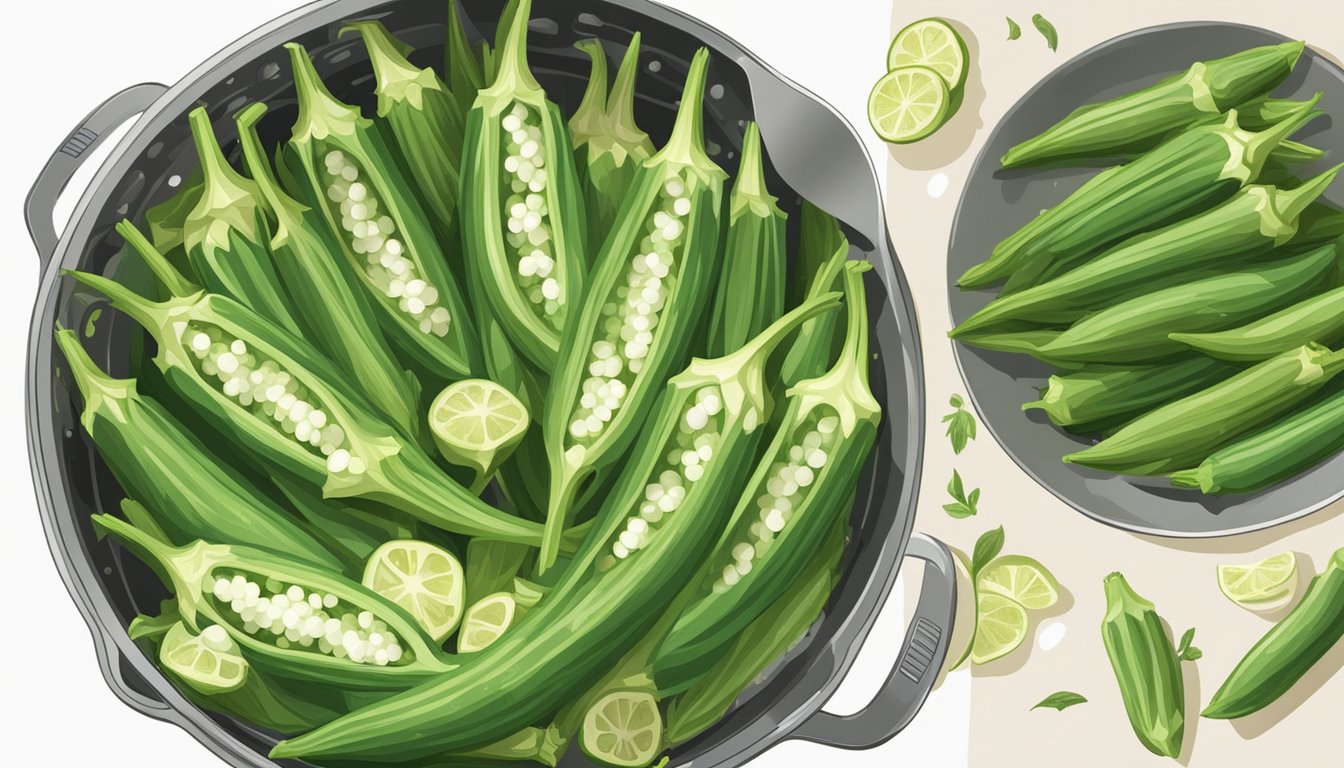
[888,2,1344,766]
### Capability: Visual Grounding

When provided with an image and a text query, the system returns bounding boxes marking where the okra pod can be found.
[654,263,877,687]
[1204,548,1344,718]
[342,21,465,244]
[961,99,1322,290]
[182,108,302,337]
[1000,41,1304,168]
[235,103,421,439]
[779,236,851,389]
[285,43,477,381]
[1023,358,1240,435]
[269,293,841,763]
[1171,387,1344,493]
[144,171,203,283]
[460,0,588,370]
[54,328,342,572]
[95,514,454,690]
[271,475,416,577]
[445,0,486,115]
[787,201,847,311]
[572,34,656,253]
[952,165,1342,337]
[1065,343,1344,474]
[1170,286,1344,362]
[1036,244,1337,364]
[706,121,787,357]
[67,253,546,545]
[539,47,726,573]
[1101,573,1186,758]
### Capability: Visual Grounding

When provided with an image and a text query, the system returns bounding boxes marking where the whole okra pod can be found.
[143,170,202,283]
[1066,342,1344,474]
[780,234,850,389]
[1170,285,1344,362]
[539,47,727,573]
[1101,573,1186,758]
[1000,41,1304,168]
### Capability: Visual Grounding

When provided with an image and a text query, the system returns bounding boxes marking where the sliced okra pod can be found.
[182,108,302,337]
[654,262,879,688]
[269,293,842,764]
[460,0,588,370]
[95,514,454,690]
[539,47,727,572]
[235,104,421,439]
[1170,285,1344,362]
[342,22,465,245]
[285,42,477,381]
[1101,573,1186,758]
[706,121,787,357]
[67,249,547,546]
[55,328,342,572]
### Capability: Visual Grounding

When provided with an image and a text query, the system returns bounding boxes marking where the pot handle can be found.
[788,532,957,750]
[25,82,169,265]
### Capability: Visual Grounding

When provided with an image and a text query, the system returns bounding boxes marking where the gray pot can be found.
[23,1,954,766]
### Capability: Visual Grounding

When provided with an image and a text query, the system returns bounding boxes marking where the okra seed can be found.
[502,114,521,132]
[341,166,358,182]
[764,510,787,532]
[619,530,640,550]
[806,450,827,469]
[722,567,740,586]
[673,197,691,216]
[736,559,753,576]
[613,542,630,559]
[328,449,350,472]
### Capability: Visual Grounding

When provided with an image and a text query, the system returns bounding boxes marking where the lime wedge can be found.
[458,592,517,653]
[362,540,465,643]
[970,592,1030,665]
[887,18,969,91]
[868,66,951,144]
[978,554,1060,611]
[160,621,248,694]
[1218,552,1298,611]
[943,547,977,672]
[429,379,529,482]
[581,690,663,768]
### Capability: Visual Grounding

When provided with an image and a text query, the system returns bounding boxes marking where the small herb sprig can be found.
[1177,628,1203,661]
[944,469,980,518]
[943,394,978,454]
[1033,691,1087,711]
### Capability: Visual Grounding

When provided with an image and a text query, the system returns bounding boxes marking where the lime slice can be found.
[1218,552,1298,611]
[970,592,1030,665]
[458,592,517,653]
[868,66,951,144]
[362,540,465,643]
[887,18,969,91]
[943,547,977,672]
[581,690,663,768]
[429,379,529,480]
[160,621,248,694]
[978,554,1060,611]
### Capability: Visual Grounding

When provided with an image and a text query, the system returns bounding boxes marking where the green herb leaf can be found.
[972,525,1005,577]
[1007,17,1022,41]
[944,470,979,518]
[942,395,978,454]
[1032,13,1058,51]
[1032,691,1087,711]
[1177,628,1202,661]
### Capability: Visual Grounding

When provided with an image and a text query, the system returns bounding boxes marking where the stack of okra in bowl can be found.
[952,40,1344,496]
[57,1,882,766]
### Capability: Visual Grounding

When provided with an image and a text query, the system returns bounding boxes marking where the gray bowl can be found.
[948,21,1344,537]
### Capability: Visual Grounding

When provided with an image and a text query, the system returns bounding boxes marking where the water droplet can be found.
[927,173,949,199]
[1038,621,1066,651]
[648,60,662,72]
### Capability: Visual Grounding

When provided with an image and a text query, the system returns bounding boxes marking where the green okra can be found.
[952,165,1342,337]
[342,21,466,250]
[285,42,478,382]
[963,99,1322,291]
[235,104,421,440]
[1066,342,1344,474]
[788,200,847,311]
[54,328,341,572]
[445,0,487,116]
[1204,548,1344,717]
[1171,387,1344,493]
[269,293,841,764]
[144,170,203,284]
[1036,244,1337,364]
[182,108,302,338]
[955,328,1069,365]
[539,47,727,573]
[271,475,416,577]
[1101,573,1186,758]
[1001,42,1305,168]
[1170,286,1344,362]
[707,121,787,357]
[780,237,849,389]
[465,538,533,606]
[460,0,588,371]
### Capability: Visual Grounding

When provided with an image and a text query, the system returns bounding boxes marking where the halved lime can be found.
[160,621,248,694]
[458,592,517,653]
[1218,552,1298,611]
[943,547,977,672]
[581,690,663,768]
[887,18,969,91]
[429,379,529,482]
[868,66,951,144]
[978,554,1060,611]
[970,592,1029,665]
[362,540,465,643]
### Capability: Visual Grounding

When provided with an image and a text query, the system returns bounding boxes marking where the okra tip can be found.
[115,218,196,298]
[1167,466,1210,492]
[570,39,610,145]
[1274,161,1344,221]
[53,326,127,407]
[285,42,361,139]
[489,0,542,93]
[186,106,249,195]
[730,122,774,208]
[655,48,721,176]
[608,32,646,131]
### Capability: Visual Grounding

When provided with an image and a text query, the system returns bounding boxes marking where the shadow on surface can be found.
[888,19,986,171]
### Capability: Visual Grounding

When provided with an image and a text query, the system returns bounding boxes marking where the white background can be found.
[0,1,969,766]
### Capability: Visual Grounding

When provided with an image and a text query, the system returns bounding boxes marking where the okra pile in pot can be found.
[57,1,882,766]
